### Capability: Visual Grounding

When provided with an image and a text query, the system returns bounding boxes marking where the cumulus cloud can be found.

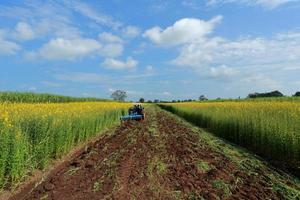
[27,33,126,61]
[98,32,124,57]
[38,38,101,60]
[102,57,138,70]
[122,26,141,38]
[140,16,300,90]
[143,16,222,46]
[99,43,124,58]
[13,22,35,40]
[0,32,20,55]
[207,0,299,9]
[98,32,123,43]
[0,1,82,39]
[172,33,300,71]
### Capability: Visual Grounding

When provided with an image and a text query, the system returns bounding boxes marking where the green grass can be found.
[212,179,232,198]
[196,160,211,173]
[92,181,103,192]
[147,157,167,178]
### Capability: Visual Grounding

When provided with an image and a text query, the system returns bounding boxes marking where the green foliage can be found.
[0,103,127,189]
[0,91,112,103]
[159,101,300,170]
[248,90,284,98]
[294,92,300,97]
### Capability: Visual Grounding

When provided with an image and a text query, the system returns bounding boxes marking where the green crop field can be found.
[159,100,300,171]
[0,92,112,103]
[0,102,129,188]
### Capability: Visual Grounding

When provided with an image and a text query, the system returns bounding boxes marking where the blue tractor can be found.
[120,104,145,122]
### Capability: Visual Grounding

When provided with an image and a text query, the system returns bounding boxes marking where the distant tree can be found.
[248,90,284,98]
[199,95,208,101]
[111,90,127,101]
[294,92,300,97]
[139,98,145,103]
[154,99,160,103]
[147,100,153,103]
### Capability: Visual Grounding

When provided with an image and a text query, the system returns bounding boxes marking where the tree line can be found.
[111,90,300,103]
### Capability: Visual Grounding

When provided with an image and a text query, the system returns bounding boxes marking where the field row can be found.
[0,102,129,189]
[159,101,300,171]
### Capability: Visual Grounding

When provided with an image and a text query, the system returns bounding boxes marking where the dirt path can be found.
[16,106,300,199]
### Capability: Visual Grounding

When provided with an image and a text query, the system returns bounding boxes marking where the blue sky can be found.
[1,0,300,101]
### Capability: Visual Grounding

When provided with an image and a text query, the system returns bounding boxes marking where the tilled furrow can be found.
[17,106,288,200]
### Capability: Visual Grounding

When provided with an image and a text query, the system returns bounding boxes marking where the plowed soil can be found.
[14,106,300,199]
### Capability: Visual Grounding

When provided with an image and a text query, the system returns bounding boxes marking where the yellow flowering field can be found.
[0,102,129,188]
[160,101,300,168]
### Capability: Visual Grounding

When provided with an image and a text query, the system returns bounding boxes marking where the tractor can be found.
[120,104,145,122]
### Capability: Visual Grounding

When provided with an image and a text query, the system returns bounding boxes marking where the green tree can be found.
[111,90,127,101]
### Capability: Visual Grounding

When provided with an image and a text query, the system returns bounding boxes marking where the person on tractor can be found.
[127,104,145,120]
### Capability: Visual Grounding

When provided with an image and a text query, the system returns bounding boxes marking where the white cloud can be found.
[63,0,122,29]
[182,0,201,9]
[99,43,124,58]
[103,57,138,70]
[98,32,124,57]
[38,38,101,60]
[13,22,35,40]
[139,17,299,89]
[0,1,82,40]
[143,16,222,46]
[36,19,82,39]
[206,0,299,9]
[210,65,237,78]
[28,34,125,61]
[122,26,141,38]
[173,32,300,72]
[0,33,20,55]
[98,32,123,43]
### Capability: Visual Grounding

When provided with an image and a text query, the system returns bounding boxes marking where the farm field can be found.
[159,101,300,175]
[2,0,300,199]
[0,92,112,103]
[0,102,129,190]
[4,106,300,200]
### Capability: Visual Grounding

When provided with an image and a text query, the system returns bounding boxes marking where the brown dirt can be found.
[10,106,300,200]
